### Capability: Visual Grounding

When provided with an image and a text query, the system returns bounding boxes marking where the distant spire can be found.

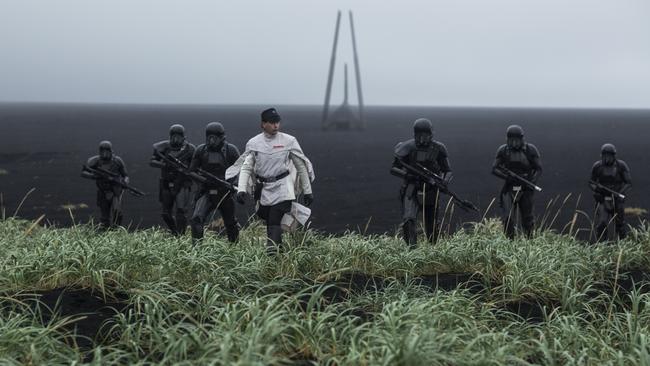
[322,10,341,129]
[322,10,365,131]
[343,63,349,105]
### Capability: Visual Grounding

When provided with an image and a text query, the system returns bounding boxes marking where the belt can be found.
[257,171,290,183]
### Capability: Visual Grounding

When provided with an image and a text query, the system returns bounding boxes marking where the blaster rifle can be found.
[393,156,478,212]
[153,150,236,192]
[495,166,542,192]
[82,165,146,197]
[588,180,625,200]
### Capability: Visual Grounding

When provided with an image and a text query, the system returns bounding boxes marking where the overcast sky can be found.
[1,0,649,108]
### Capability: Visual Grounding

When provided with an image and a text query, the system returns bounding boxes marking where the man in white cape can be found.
[225,107,315,254]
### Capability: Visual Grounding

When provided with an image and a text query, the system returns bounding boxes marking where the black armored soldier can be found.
[589,143,632,241]
[81,141,129,229]
[189,122,241,242]
[391,118,453,247]
[492,125,542,239]
[150,124,196,236]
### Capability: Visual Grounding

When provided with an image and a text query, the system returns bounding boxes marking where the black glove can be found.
[303,193,314,207]
[236,191,248,204]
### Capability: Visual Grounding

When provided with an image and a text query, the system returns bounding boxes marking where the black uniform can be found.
[492,126,542,239]
[150,139,196,235]
[82,142,129,229]
[391,119,452,246]
[590,144,631,241]
[189,123,240,242]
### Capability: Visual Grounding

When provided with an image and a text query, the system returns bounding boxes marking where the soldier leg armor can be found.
[423,203,440,244]
[595,201,613,242]
[614,199,627,240]
[217,193,239,243]
[519,191,535,238]
[160,184,177,234]
[191,193,213,240]
[97,190,112,229]
[500,190,518,239]
[401,184,419,248]
[174,185,193,236]
[111,193,123,227]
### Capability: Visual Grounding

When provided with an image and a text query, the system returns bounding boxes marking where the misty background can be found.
[1,0,649,108]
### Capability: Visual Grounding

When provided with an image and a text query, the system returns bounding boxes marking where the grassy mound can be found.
[1,218,650,365]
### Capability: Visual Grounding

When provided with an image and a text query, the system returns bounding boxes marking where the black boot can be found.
[162,212,177,235]
[190,218,204,243]
[266,225,283,255]
[226,224,239,243]
[402,220,417,248]
[175,211,187,236]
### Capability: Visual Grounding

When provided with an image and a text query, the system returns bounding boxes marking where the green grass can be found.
[1,218,650,365]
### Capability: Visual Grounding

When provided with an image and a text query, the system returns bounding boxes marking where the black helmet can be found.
[169,124,185,137]
[206,122,225,150]
[601,143,617,155]
[99,140,113,152]
[206,122,225,136]
[98,140,113,160]
[413,118,433,134]
[169,124,186,148]
[506,125,524,137]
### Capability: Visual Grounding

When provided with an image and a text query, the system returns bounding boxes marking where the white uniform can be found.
[226,132,314,206]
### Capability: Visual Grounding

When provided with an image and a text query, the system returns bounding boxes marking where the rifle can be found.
[394,156,478,212]
[495,166,542,192]
[152,150,203,182]
[588,180,625,200]
[194,167,237,193]
[152,150,237,192]
[82,165,146,197]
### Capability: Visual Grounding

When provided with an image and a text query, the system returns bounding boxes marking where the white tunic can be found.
[226,132,314,206]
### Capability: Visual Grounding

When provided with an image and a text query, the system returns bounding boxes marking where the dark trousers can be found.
[257,200,292,250]
[191,191,239,242]
[595,198,627,241]
[401,183,441,247]
[160,181,193,236]
[97,188,123,229]
[501,188,535,239]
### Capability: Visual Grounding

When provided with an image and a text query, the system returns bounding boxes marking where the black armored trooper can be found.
[492,125,542,239]
[149,124,196,236]
[589,143,632,241]
[81,141,129,229]
[391,118,453,247]
[189,122,241,242]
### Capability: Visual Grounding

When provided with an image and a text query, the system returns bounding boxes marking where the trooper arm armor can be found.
[150,143,166,168]
[81,156,99,179]
[620,160,632,194]
[589,162,601,192]
[527,144,542,183]
[436,143,453,184]
[115,157,130,184]
[188,146,203,173]
[491,146,509,180]
[390,157,408,179]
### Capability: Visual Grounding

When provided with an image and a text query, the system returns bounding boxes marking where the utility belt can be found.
[254,171,290,201]
[257,171,290,183]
